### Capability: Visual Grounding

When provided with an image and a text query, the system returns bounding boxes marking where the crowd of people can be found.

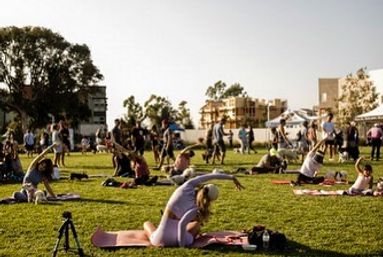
[272,113,362,165]
[1,113,382,248]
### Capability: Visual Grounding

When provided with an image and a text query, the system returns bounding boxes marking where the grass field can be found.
[0,147,382,257]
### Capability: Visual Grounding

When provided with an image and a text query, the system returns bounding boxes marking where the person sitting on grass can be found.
[114,143,157,186]
[343,156,373,195]
[163,143,201,176]
[290,136,328,186]
[81,135,91,154]
[13,143,57,202]
[248,148,287,174]
[143,173,244,247]
[113,146,135,178]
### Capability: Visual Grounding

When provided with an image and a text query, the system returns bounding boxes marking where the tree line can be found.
[0,26,379,133]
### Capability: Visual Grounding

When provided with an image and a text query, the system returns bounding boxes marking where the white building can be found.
[369,69,383,103]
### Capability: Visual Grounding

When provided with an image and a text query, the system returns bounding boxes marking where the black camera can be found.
[62,211,72,219]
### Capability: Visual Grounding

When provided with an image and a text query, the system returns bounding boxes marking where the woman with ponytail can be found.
[143,173,244,247]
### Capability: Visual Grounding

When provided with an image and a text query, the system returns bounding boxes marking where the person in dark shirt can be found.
[112,119,122,145]
[113,146,135,177]
[131,121,147,155]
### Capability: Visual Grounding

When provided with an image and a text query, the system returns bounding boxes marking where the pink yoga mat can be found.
[271,180,291,185]
[293,189,344,196]
[91,227,249,248]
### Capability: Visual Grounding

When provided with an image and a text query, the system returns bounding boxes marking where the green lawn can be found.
[0,147,382,257]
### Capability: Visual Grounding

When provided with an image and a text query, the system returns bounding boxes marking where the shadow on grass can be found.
[200,239,382,257]
[80,198,128,205]
[66,165,111,171]
[284,240,382,257]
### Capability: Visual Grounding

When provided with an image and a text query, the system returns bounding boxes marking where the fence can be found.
[179,128,301,145]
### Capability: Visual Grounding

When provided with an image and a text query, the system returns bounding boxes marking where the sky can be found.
[1,0,383,128]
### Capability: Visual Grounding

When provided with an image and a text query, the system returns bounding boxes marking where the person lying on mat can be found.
[114,143,158,186]
[13,143,57,202]
[344,156,373,195]
[291,136,328,186]
[143,173,244,247]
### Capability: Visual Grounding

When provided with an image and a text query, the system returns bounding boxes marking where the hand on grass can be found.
[233,177,245,191]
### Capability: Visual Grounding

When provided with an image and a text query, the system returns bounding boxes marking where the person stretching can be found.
[291,136,327,186]
[13,143,57,202]
[344,156,373,195]
[143,173,244,247]
[166,143,201,176]
[114,143,157,186]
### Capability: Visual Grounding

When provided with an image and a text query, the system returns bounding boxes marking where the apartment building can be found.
[78,85,108,136]
[318,68,383,118]
[199,97,287,129]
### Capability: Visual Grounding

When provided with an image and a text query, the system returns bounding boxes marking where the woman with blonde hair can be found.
[143,173,244,247]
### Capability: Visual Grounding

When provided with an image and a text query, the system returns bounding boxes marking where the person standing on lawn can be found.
[212,118,229,165]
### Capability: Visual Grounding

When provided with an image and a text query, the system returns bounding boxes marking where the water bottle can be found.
[262,230,270,250]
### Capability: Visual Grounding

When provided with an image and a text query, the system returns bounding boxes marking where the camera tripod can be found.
[52,211,84,257]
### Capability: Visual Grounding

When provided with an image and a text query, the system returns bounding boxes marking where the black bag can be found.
[247,225,287,251]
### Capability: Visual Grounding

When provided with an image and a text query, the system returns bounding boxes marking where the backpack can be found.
[247,225,287,251]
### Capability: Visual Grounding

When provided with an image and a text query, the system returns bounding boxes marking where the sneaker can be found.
[101,178,113,186]
[148,175,159,185]
[290,181,300,187]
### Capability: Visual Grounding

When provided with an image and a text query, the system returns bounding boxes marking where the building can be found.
[0,85,107,137]
[369,69,383,103]
[78,85,108,136]
[318,78,340,116]
[199,97,287,129]
[318,68,383,117]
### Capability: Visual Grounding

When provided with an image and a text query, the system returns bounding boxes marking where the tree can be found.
[337,67,379,125]
[222,83,247,98]
[205,81,247,100]
[175,101,194,129]
[0,26,103,129]
[144,94,177,127]
[205,81,227,100]
[123,95,144,128]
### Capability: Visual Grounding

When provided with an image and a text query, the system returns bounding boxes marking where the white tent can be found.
[355,105,383,121]
[265,110,317,128]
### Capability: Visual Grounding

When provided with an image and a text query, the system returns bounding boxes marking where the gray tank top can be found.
[23,168,43,187]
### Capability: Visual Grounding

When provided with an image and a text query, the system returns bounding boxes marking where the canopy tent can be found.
[265,110,317,128]
[355,105,383,121]
[169,122,185,132]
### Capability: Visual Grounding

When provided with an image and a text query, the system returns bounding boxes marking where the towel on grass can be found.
[272,179,348,186]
